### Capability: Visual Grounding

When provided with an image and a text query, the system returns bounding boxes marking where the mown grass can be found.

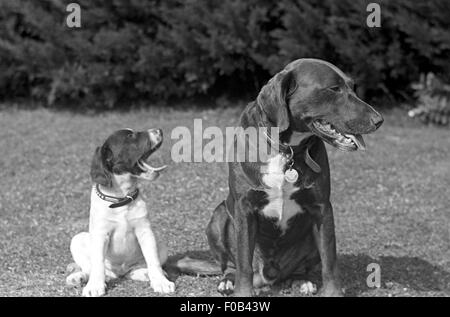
[0,105,449,297]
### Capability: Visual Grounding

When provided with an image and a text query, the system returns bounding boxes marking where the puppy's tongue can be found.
[135,160,167,180]
[345,134,366,150]
[138,160,167,173]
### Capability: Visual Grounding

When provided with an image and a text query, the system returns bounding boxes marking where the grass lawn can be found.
[0,105,449,297]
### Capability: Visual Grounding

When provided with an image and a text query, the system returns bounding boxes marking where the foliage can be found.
[0,0,449,108]
[408,73,450,126]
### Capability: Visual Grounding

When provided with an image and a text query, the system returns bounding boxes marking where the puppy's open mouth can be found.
[134,145,167,180]
[311,120,366,151]
[137,159,167,174]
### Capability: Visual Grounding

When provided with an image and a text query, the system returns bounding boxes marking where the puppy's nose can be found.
[148,128,162,136]
[150,128,163,137]
[371,113,384,129]
[148,128,163,144]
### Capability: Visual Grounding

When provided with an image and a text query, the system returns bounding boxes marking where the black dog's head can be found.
[257,58,383,151]
[90,128,163,187]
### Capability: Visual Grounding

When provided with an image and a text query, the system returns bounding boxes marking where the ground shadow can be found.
[96,250,214,293]
[339,253,450,296]
[165,250,217,281]
[165,250,450,296]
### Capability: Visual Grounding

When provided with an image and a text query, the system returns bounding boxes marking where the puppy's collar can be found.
[94,184,139,208]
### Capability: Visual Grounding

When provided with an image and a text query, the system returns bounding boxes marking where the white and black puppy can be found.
[66,128,174,297]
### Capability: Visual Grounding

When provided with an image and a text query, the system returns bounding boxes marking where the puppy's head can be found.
[257,58,383,151]
[90,128,164,187]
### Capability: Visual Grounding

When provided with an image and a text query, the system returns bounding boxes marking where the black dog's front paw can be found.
[318,283,344,297]
[217,276,235,296]
[232,289,254,297]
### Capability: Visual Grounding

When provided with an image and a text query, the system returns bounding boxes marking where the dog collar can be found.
[263,129,294,160]
[263,129,321,174]
[94,184,139,208]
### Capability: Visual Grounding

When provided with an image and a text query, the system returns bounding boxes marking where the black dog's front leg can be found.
[233,196,257,297]
[314,201,343,297]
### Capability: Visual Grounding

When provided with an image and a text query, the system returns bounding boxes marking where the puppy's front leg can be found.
[234,196,257,297]
[135,222,175,294]
[82,231,109,297]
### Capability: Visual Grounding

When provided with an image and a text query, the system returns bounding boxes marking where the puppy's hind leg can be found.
[126,266,150,282]
[66,232,90,286]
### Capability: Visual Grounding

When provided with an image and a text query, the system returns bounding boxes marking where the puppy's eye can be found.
[127,133,134,138]
[328,86,342,93]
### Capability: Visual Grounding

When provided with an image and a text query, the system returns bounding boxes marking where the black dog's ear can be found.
[257,70,296,133]
[90,145,112,187]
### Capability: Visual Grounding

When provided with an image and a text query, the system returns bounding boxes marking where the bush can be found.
[0,0,449,108]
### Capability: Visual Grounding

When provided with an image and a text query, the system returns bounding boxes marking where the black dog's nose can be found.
[371,114,384,129]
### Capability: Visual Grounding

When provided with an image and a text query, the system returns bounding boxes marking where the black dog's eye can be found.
[328,86,342,93]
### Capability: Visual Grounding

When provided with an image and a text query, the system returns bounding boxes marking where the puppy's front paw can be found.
[82,281,106,297]
[150,276,175,294]
[66,271,88,287]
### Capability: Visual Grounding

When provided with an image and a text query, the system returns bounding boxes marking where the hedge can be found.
[0,0,449,108]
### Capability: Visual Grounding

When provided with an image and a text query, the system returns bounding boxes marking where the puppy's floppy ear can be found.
[257,70,296,133]
[90,145,112,187]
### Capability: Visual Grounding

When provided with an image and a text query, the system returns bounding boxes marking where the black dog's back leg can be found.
[207,200,237,295]
[207,201,231,267]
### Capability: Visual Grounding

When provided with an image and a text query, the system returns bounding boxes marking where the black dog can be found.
[178,58,383,296]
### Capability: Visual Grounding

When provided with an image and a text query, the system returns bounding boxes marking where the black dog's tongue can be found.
[354,134,366,150]
[345,134,366,150]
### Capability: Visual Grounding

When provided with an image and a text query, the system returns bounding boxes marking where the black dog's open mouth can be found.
[311,120,366,151]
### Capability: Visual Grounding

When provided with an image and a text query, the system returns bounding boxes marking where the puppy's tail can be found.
[172,256,222,276]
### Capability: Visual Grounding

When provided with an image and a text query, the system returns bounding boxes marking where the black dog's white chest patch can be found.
[261,154,303,231]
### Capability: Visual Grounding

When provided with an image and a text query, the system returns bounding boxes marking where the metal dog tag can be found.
[284,168,298,183]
